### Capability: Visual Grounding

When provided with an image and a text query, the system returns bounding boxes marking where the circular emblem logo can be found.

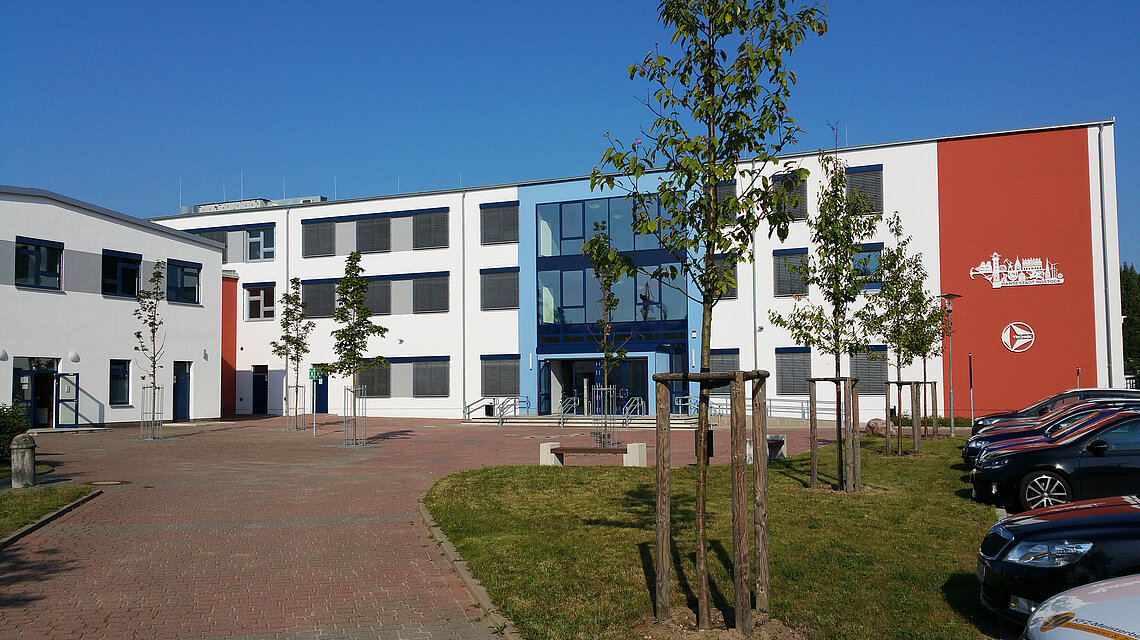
[1002,322,1035,353]
[1040,611,1075,631]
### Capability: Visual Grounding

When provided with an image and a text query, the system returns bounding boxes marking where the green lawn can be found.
[425,436,998,640]
[0,463,53,481]
[1,486,93,538]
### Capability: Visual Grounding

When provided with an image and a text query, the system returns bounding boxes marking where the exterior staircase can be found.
[460,414,699,428]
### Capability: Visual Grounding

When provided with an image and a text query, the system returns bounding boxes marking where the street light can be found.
[940,293,962,436]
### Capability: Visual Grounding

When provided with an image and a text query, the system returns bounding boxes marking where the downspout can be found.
[1097,124,1114,385]
[460,190,467,416]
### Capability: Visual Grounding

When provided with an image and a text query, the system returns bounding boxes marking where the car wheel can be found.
[1019,471,1072,511]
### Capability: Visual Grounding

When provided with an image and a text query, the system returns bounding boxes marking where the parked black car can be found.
[977,495,1140,624]
[970,409,1140,512]
[971,388,1140,435]
[962,400,1140,467]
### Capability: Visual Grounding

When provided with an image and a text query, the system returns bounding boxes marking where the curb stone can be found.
[417,499,522,640]
[0,489,102,552]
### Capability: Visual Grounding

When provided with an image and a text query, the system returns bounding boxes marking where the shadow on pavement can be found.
[0,547,80,609]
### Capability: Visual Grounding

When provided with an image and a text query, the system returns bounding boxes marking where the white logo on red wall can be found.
[970,252,1064,288]
[1002,322,1035,353]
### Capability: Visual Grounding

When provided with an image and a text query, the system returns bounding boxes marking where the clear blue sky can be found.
[2,1,1137,264]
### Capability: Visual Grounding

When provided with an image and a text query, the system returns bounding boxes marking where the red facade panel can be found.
[938,128,1096,415]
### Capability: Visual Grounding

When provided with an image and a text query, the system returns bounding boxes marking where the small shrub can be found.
[1,402,30,459]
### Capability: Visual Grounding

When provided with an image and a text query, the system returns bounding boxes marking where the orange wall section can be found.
[221,274,238,416]
[938,128,1096,415]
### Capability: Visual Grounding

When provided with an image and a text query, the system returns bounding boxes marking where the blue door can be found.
[173,362,191,422]
[55,373,79,428]
[312,374,328,413]
[538,361,551,415]
[252,371,268,414]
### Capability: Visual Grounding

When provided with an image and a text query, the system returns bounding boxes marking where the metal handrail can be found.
[496,397,517,426]
[621,396,647,430]
[558,397,580,428]
[464,397,491,419]
[673,395,694,415]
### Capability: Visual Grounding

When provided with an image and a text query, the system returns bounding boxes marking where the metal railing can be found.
[343,386,366,446]
[558,396,580,428]
[464,397,491,419]
[140,385,164,440]
[495,396,531,426]
[622,396,647,430]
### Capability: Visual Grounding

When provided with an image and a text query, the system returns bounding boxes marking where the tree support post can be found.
[752,377,770,615]
[808,382,818,488]
[931,382,939,438]
[850,378,861,490]
[730,372,751,633]
[911,381,922,454]
[883,382,891,455]
[654,379,672,620]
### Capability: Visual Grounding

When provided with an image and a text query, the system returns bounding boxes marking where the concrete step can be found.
[461,414,700,428]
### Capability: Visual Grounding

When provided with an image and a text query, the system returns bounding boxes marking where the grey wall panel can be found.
[335,221,356,255]
[391,216,412,252]
[391,279,413,315]
[0,239,14,286]
[63,248,101,293]
[391,362,413,397]
[226,231,245,263]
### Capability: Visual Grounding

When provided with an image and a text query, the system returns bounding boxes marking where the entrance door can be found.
[172,362,191,422]
[55,373,79,428]
[252,365,269,414]
[312,370,328,413]
[538,360,551,415]
[12,359,59,428]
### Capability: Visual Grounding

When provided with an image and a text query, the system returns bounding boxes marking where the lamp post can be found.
[940,293,962,436]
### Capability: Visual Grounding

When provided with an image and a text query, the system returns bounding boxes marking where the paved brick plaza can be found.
[1,416,819,640]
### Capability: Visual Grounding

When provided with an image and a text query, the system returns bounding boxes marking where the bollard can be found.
[10,432,36,489]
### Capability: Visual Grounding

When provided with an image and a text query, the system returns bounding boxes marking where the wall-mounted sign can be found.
[970,252,1064,289]
[1001,322,1035,353]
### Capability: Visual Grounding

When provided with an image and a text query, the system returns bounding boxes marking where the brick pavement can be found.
[0,416,821,639]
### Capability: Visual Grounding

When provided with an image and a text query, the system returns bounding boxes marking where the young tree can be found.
[134,260,167,432]
[590,0,826,627]
[1122,262,1140,377]
[583,222,630,443]
[319,252,388,425]
[270,277,316,429]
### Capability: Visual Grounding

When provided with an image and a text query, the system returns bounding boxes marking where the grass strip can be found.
[426,436,996,640]
[1,486,94,538]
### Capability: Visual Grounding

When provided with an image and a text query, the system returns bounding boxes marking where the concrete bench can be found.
[540,442,648,467]
[746,435,788,465]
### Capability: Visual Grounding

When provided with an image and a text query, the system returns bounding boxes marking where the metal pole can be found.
[312,378,317,437]
[969,353,975,426]
[948,310,955,436]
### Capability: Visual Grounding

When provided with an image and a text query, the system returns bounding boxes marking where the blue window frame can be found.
[109,359,130,405]
[102,250,141,297]
[14,236,63,290]
[167,259,202,304]
[855,243,883,290]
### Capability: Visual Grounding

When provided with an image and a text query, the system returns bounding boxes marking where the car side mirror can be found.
[1088,440,1109,456]
[1038,407,1049,416]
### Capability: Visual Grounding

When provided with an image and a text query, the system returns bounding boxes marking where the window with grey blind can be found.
[412,211,449,249]
[773,251,808,297]
[774,174,809,220]
[715,181,735,202]
[775,349,811,395]
[846,165,883,213]
[481,271,519,310]
[359,366,391,398]
[412,276,449,313]
[302,222,335,257]
[481,205,519,244]
[709,350,739,395]
[196,231,228,263]
[482,359,520,397]
[413,360,449,397]
[365,279,391,316]
[302,282,335,318]
[714,256,737,299]
[357,217,391,254]
[850,348,887,395]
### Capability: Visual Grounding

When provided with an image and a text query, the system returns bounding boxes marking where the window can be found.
[482,356,520,397]
[709,349,740,396]
[774,249,808,297]
[196,230,228,264]
[302,222,335,257]
[109,360,130,405]
[481,203,519,245]
[246,228,274,261]
[412,275,448,313]
[412,211,448,249]
[102,250,141,297]
[366,279,391,316]
[14,236,63,290]
[774,174,808,221]
[302,282,335,317]
[357,217,391,253]
[481,269,519,310]
[775,348,810,395]
[167,260,201,304]
[855,244,882,290]
[850,347,887,395]
[247,285,275,320]
[413,360,449,397]
[359,366,391,398]
[846,165,883,213]
[1100,420,1140,452]
[714,256,737,299]
[715,181,735,202]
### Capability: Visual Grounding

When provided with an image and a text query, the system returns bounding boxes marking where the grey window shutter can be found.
[775,351,811,395]
[775,175,809,221]
[413,276,449,313]
[413,361,449,397]
[360,367,391,398]
[715,181,735,202]
[481,360,520,397]
[708,351,740,395]
[366,279,391,315]
[774,254,808,296]
[850,349,887,395]
[303,222,335,257]
[481,206,519,244]
[357,218,391,253]
[481,271,519,310]
[413,212,449,249]
[302,282,335,318]
[846,168,883,213]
